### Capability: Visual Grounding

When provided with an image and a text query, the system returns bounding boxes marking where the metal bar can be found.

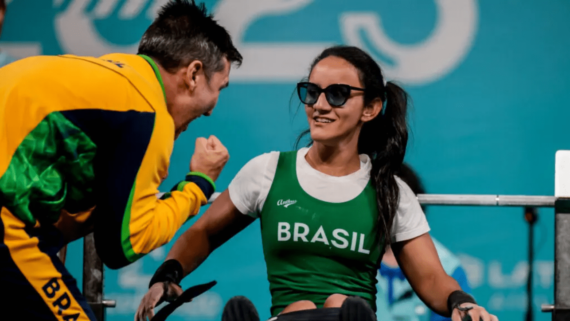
[102,300,117,308]
[554,198,570,321]
[417,194,498,206]
[207,192,556,207]
[83,233,105,321]
[525,207,537,321]
[552,151,570,320]
[542,304,555,312]
[208,192,220,203]
[417,194,556,207]
[498,195,556,207]
[57,244,68,264]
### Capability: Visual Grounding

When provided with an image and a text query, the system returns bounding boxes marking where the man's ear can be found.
[184,60,204,93]
[361,98,383,122]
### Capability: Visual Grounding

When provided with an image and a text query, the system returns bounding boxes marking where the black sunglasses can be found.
[297,82,366,107]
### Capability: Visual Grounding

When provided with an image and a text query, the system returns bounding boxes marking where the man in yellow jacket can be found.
[0,0,242,320]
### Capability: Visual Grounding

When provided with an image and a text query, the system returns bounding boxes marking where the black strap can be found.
[149,260,184,288]
[447,290,477,313]
[152,281,217,321]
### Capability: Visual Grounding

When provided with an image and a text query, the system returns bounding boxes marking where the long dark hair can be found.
[296,45,409,246]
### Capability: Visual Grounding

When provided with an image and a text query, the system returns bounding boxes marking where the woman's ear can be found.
[361,98,383,122]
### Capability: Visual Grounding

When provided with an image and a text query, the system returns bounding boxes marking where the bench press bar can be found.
[208,192,557,207]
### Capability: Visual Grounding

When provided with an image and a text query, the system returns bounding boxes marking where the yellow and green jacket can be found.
[0,53,213,269]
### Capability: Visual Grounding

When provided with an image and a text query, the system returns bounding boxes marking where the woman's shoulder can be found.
[247,150,281,162]
[239,151,283,174]
[394,176,416,199]
[244,147,308,166]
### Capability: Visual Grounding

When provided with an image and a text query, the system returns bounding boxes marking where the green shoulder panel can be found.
[0,112,97,225]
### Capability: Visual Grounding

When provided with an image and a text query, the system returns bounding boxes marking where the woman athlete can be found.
[136,46,498,321]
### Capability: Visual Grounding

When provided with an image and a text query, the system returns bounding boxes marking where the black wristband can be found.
[447,290,477,314]
[149,259,183,288]
[185,174,215,200]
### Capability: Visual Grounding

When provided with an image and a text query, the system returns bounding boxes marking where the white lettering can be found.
[350,232,358,251]
[536,261,554,288]
[489,261,528,289]
[278,222,291,241]
[279,225,374,254]
[277,199,297,208]
[358,233,370,254]
[457,254,485,289]
[294,223,309,242]
[310,226,329,245]
[332,229,349,249]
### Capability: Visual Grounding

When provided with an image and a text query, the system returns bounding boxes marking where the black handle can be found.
[151,281,217,321]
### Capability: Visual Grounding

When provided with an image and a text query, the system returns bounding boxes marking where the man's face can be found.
[168,57,231,139]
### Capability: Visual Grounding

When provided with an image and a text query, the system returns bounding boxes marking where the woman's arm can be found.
[430,266,473,321]
[167,189,256,277]
[136,190,255,321]
[393,233,497,321]
[393,233,459,316]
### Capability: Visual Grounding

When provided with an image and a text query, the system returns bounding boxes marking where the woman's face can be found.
[305,56,369,146]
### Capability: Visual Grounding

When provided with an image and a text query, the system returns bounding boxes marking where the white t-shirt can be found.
[228,147,430,243]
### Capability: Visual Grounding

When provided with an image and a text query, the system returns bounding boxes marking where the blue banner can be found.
[2,0,569,320]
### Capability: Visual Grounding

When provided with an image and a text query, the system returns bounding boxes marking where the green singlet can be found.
[260,151,384,316]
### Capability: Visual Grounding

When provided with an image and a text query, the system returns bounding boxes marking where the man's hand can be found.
[190,135,229,182]
[135,282,184,321]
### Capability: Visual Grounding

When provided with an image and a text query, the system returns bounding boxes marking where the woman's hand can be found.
[452,303,499,321]
[135,282,184,321]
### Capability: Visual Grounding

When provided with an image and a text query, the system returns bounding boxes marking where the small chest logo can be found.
[277,199,297,208]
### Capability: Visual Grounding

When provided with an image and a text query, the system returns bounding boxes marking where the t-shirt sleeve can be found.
[228,152,279,218]
[390,177,431,243]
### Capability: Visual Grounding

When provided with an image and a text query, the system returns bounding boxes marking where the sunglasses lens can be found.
[326,85,350,106]
[298,83,320,104]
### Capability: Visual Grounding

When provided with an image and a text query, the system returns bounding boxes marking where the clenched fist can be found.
[190,135,229,182]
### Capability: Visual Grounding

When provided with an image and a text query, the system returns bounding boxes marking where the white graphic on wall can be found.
[54,0,169,56]
[53,0,478,85]
[212,0,328,82]
[0,0,42,57]
[459,254,554,290]
[213,0,478,84]
[457,253,485,288]
[458,254,554,312]
[0,43,42,57]
[340,0,478,84]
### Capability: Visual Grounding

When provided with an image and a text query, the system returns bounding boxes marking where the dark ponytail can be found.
[363,81,409,246]
[295,45,409,246]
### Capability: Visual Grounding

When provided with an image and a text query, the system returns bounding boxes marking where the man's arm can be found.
[62,109,224,269]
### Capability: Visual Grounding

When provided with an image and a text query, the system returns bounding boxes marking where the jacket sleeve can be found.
[62,108,214,269]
